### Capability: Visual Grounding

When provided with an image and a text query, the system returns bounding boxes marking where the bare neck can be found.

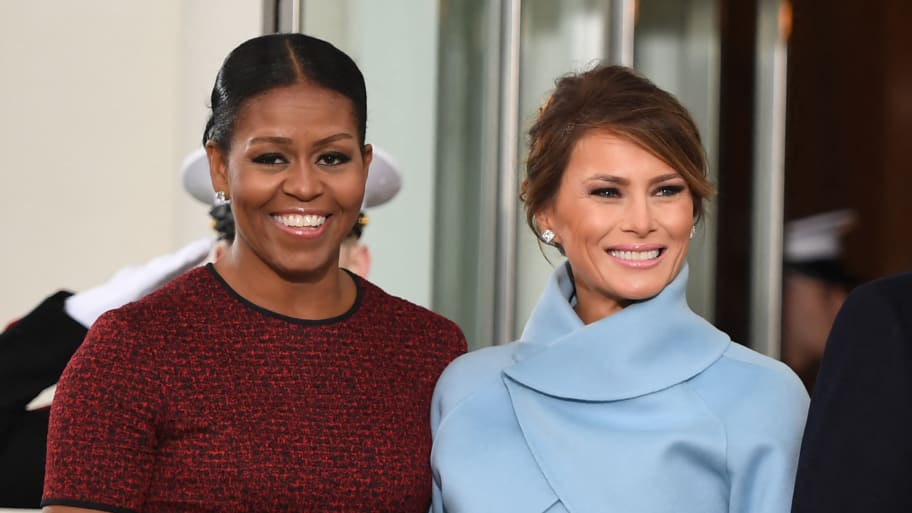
[213,254,357,320]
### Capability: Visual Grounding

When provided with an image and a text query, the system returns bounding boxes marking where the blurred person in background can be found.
[781,209,857,391]
[337,145,402,277]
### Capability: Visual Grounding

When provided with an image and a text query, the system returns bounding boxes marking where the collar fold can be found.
[505,262,730,401]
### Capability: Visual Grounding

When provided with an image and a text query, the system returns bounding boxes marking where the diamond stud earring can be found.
[541,229,555,244]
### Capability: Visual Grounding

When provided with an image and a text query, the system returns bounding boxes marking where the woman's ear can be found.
[360,143,373,203]
[205,141,229,200]
[362,143,373,176]
[535,211,554,240]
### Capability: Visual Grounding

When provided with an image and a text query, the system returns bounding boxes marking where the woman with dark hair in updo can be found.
[42,33,466,513]
[430,65,808,513]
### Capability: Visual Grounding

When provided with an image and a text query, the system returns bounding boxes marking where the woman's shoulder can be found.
[442,343,517,381]
[88,266,218,341]
[117,265,217,313]
[690,342,809,433]
[710,343,808,401]
[719,342,803,381]
[433,343,518,413]
[357,275,464,334]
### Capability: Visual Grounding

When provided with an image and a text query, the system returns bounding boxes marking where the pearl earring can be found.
[541,229,555,244]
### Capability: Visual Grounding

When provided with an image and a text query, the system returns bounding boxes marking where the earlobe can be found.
[535,213,553,240]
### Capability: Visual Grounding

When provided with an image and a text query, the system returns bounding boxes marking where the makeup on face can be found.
[214,81,369,280]
[540,131,693,321]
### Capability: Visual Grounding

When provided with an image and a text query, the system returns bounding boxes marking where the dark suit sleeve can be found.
[0,291,88,421]
[791,275,912,513]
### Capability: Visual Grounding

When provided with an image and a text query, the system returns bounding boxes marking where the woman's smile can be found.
[605,244,666,268]
[270,210,331,239]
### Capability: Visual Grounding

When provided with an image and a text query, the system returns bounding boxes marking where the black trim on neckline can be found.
[205,263,364,325]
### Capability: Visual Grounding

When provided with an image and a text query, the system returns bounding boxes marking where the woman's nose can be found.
[620,196,656,236]
[282,162,323,201]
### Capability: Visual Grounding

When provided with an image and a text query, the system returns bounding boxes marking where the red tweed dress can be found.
[42,264,467,513]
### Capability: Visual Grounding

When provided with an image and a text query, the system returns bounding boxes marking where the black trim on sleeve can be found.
[41,497,141,513]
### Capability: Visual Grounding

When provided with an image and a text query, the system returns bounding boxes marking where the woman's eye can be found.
[655,185,686,197]
[317,152,352,166]
[252,153,287,165]
[593,187,621,198]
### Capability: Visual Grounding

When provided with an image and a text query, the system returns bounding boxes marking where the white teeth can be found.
[609,249,660,261]
[273,214,326,228]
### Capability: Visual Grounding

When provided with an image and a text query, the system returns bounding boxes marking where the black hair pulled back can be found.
[203,33,367,152]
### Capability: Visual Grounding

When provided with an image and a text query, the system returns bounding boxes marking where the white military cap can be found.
[362,146,402,208]
[180,146,402,208]
[784,209,856,263]
[180,147,212,205]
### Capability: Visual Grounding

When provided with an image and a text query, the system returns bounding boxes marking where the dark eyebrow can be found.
[247,133,355,147]
[588,173,684,186]
[249,135,293,146]
[312,133,355,148]
[650,173,684,184]
[589,174,628,185]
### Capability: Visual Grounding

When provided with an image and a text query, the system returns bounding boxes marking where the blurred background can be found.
[1,0,909,387]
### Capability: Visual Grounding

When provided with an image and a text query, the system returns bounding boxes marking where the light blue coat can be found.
[431,263,809,513]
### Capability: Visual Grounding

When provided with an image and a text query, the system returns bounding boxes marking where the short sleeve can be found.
[42,309,163,513]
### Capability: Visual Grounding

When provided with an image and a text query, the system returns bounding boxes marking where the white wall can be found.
[0,1,261,323]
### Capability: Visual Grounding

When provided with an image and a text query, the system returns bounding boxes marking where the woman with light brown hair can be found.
[430,64,808,513]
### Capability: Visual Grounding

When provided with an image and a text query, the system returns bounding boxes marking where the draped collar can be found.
[505,262,730,401]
